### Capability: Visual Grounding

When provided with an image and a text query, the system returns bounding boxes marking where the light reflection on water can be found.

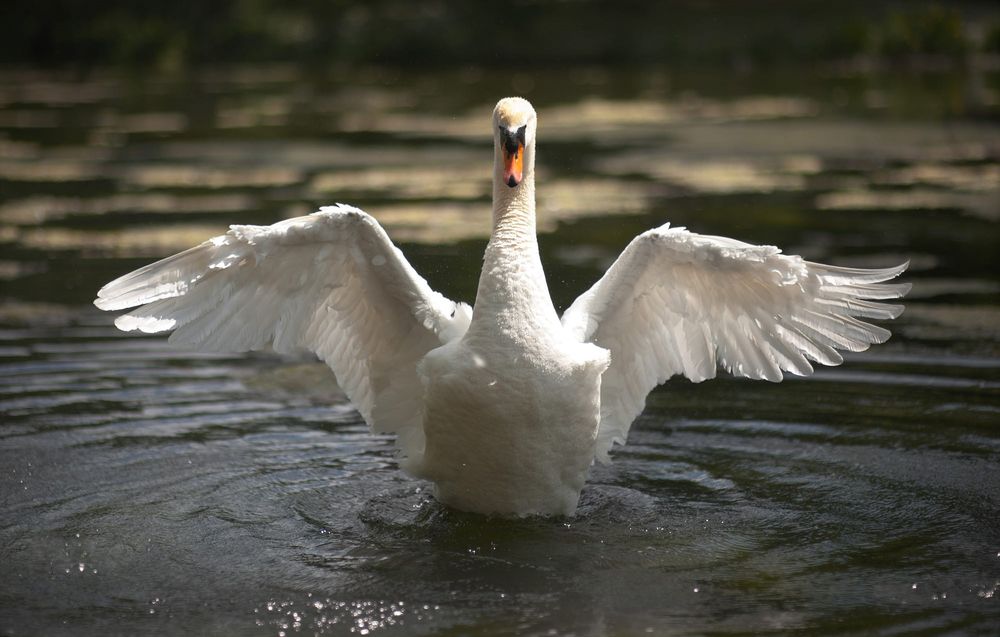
[0,66,999,635]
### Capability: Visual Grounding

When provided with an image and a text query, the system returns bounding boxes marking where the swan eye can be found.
[499,125,527,156]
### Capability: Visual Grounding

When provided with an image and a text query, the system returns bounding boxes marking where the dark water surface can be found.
[1,67,999,636]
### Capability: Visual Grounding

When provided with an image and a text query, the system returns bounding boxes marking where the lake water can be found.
[1,66,999,636]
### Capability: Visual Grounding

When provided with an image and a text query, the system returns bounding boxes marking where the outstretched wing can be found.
[561,223,910,461]
[95,204,471,455]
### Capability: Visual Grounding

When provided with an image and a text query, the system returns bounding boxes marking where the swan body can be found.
[95,97,910,517]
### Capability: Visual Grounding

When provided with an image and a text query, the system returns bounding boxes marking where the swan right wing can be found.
[561,223,910,461]
[95,205,471,455]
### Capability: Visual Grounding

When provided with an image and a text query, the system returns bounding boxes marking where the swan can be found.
[94,97,910,517]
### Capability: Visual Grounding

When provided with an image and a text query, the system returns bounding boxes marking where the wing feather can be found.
[562,223,910,460]
[95,204,472,458]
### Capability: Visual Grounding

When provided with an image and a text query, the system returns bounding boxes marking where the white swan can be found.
[95,97,910,517]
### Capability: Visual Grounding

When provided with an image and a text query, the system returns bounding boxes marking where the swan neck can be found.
[470,143,559,337]
[491,179,536,241]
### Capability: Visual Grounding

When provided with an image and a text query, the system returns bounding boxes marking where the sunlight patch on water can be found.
[311,165,489,200]
[336,108,484,139]
[537,177,652,223]
[0,193,255,224]
[0,138,39,159]
[96,111,189,134]
[872,162,1000,192]
[0,300,81,326]
[816,188,999,220]
[123,165,303,189]
[0,159,102,182]
[0,76,122,105]
[153,141,486,171]
[665,120,1000,163]
[541,95,819,137]
[595,153,809,194]
[354,203,487,243]
[16,224,227,256]
[195,64,302,86]
[217,96,293,129]
[0,259,45,281]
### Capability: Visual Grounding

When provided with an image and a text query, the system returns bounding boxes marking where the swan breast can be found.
[414,336,609,516]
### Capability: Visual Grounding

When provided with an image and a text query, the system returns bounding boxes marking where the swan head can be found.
[493,97,536,188]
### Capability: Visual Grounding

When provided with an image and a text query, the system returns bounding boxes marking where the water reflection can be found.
[0,65,998,635]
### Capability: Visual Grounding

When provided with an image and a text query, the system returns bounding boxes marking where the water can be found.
[1,66,999,635]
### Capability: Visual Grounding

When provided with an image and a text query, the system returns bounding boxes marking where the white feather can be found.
[561,224,911,460]
[95,204,471,457]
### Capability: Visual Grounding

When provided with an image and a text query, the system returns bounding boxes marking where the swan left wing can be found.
[95,204,471,453]
[561,223,910,460]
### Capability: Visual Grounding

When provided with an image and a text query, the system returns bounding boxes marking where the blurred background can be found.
[4,0,1000,71]
[1,2,999,636]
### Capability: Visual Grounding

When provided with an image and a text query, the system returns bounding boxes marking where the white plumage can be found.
[95,97,910,516]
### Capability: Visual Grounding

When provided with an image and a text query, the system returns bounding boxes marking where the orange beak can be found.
[503,143,524,188]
